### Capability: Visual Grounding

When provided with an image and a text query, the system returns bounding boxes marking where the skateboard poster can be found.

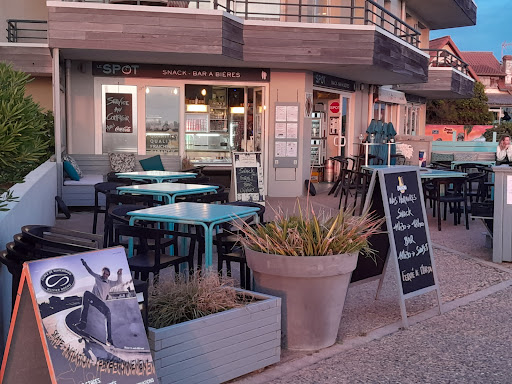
[26,247,158,384]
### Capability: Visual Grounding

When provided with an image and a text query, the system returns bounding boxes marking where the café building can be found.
[1,0,477,197]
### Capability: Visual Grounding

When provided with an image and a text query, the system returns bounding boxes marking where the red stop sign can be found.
[329,101,340,114]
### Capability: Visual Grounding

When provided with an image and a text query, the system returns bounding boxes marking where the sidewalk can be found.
[232,184,512,384]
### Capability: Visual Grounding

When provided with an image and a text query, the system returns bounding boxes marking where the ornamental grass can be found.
[236,202,384,257]
[148,272,249,329]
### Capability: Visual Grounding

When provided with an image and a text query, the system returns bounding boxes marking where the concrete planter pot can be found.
[148,289,281,384]
[245,248,358,351]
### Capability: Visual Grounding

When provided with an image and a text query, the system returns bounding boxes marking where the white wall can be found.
[267,71,311,197]
[0,161,57,357]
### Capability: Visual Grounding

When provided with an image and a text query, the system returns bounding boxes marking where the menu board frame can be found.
[273,102,299,168]
[232,152,265,202]
[354,167,442,328]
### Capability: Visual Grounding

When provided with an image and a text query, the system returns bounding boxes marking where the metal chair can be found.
[113,224,197,281]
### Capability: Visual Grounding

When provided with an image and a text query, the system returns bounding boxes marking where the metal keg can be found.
[325,160,334,182]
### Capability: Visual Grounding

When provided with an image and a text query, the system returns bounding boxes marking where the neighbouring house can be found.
[461,51,512,122]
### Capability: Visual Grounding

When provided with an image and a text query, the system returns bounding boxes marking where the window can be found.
[145,86,180,155]
[403,104,420,135]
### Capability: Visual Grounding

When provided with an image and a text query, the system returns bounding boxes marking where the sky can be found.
[430,0,512,60]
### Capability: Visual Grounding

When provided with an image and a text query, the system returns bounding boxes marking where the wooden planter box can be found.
[148,289,281,384]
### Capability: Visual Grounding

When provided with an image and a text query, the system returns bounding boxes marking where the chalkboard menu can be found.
[349,167,441,327]
[105,93,133,133]
[233,152,264,202]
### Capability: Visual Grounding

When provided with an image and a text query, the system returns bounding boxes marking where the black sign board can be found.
[93,62,271,82]
[384,171,435,295]
[105,92,133,133]
[313,72,356,92]
[350,167,441,328]
[350,177,390,284]
[236,167,259,194]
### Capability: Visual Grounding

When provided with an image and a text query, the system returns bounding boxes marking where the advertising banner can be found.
[1,247,158,384]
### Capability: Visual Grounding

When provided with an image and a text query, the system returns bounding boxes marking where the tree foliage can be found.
[426,82,494,125]
[482,122,512,142]
[0,63,54,209]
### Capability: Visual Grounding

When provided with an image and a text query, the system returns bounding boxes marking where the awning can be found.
[377,88,407,105]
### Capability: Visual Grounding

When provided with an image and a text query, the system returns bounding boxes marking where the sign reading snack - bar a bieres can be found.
[93,62,271,82]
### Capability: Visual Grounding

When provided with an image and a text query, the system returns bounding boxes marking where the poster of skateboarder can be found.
[27,246,158,384]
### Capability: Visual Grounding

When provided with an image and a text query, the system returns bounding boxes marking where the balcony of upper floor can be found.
[394,49,475,99]
[0,19,52,76]
[405,0,477,30]
[35,0,429,85]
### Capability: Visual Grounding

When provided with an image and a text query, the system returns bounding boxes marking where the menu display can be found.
[232,152,265,202]
[384,171,435,295]
[105,93,133,133]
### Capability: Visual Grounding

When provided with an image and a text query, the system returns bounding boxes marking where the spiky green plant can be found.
[148,272,252,329]
[236,202,384,257]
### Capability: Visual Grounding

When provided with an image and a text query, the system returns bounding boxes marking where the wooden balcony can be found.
[394,50,474,99]
[405,0,477,30]
[45,0,428,85]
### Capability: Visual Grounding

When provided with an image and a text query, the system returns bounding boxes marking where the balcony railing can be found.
[424,49,470,76]
[60,0,421,47]
[214,0,420,47]
[6,19,48,42]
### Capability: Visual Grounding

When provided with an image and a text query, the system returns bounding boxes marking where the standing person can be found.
[75,259,122,346]
[496,135,512,165]
[503,111,511,122]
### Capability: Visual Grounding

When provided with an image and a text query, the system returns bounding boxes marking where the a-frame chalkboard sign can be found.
[0,247,158,384]
[232,152,265,202]
[351,166,443,327]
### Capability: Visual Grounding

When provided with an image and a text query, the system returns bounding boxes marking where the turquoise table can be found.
[115,170,196,183]
[117,183,218,204]
[127,202,259,267]
[451,160,495,170]
[362,165,467,178]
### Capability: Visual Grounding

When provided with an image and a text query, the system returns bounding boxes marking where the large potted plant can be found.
[239,204,383,351]
[147,273,281,384]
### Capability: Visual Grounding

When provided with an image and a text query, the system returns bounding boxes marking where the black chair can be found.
[328,157,351,196]
[93,181,124,234]
[432,177,469,231]
[215,202,266,289]
[338,170,371,214]
[103,193,160,247]
[113,224,197,281]
[21,225,102,252]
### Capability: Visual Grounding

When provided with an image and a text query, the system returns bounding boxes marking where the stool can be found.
[92,182,121,234]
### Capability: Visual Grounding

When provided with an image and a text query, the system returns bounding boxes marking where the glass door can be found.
[145,86,180,155]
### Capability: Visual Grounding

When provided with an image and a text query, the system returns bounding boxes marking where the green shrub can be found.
[0,63,53,187]
[482,122,512,142]
[0,63,53,209]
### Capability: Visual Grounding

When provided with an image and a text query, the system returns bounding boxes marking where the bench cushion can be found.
[139,155,165,171]
[63,160,80,181]
[109,153,136,172]
[63,174,103,186]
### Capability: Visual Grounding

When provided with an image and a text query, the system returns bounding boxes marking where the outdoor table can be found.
[450,160,496,170]
[115,170,196,183]
[362,165,467,179]
[117,183,218,204]
[127,202,260,267]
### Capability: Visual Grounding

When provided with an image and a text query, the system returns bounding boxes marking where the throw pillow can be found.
[109,153,136,173]
[63,160,80,181]
[139,155,165,171]
[62,154,83,177]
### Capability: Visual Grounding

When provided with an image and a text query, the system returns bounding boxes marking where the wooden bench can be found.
[61,154,181,206]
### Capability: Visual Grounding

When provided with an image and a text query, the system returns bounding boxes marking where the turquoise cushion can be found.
[63,160,80,181]
[139,155,165,171]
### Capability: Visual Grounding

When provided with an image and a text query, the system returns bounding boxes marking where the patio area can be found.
[49,181,511,373]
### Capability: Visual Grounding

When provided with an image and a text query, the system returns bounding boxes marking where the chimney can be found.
[503,55,512,85]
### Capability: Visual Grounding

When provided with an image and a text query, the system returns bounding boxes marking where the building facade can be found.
[1,0,477,197]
